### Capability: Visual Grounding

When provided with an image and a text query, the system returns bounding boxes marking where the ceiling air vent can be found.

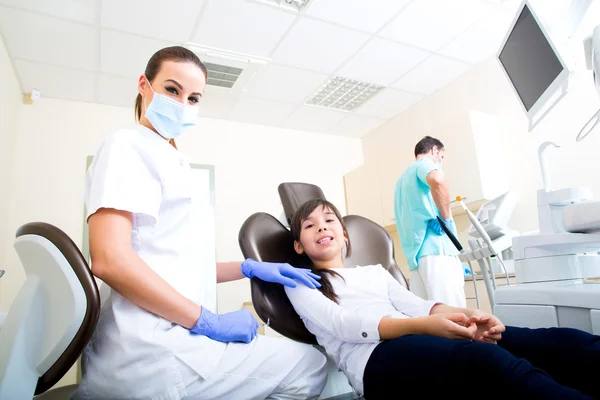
[305,76,384,111]
[184,43,270,96]
[204,62,243,89]
[250,0,313,12]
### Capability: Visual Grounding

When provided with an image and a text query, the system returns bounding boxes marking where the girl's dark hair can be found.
[289,198,351,304]
[135,46,208,149]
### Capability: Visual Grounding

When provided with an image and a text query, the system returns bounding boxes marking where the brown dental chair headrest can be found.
[278,182,326,226]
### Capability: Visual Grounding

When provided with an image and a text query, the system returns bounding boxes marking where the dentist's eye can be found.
[188,96,199,104]
[166,87,178,95]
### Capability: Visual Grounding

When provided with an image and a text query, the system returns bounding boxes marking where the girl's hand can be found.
[469,310,505,343]
[425,313,477,340]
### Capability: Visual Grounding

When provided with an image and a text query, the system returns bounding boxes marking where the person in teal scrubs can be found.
[394,136,466,307]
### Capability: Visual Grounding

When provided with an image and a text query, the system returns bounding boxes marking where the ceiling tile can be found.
[305,0,411,34]
[378,0,493,51]
[0,6,98,71]
[336,37,431,86]
[15,59,96,103]
[392,55,473,95]
[96,73,138,108]
[500,0,521,13]
[246,64,329,103]
[196,88,238,119]
[355,88,423,119]
[438,9,514,64]
[279,105,348,132]
[191,0,296,58]
[271,17,370,74]
[0,0,98,24]
[101,0,204,43]
[328,114,386,138]
[226,97,296,126]
[101,30,175,78]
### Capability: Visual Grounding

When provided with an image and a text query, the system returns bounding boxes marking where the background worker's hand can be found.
[425,313,477,340]
[191,307,259,343]
[468,310,505,344]
[241,258,322,289]
[428,218,456,236]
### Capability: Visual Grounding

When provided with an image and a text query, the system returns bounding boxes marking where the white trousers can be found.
[179,334,328,400]
[409,255,467,308]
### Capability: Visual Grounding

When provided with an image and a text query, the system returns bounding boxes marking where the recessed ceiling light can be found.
[305,76,384,112]
[251,0,312,12]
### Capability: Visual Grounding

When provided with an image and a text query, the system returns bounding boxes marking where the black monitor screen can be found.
[498,4,564,111]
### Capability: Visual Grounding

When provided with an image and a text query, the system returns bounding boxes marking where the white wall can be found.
[0,34,22,307]
[0,97,363,316]
[361,30,600,239]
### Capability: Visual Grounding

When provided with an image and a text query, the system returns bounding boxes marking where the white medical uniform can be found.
[409,255,466,308]
[72,125,327,400]
[284,264,438,396]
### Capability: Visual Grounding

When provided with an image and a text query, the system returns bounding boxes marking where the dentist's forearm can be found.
[88,210,201,329]
[91,252,202,329]
[427,171,451,220]
[217,261,245,283]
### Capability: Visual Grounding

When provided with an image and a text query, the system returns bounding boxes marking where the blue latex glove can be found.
[191,307,258,343]
[428,218,456,236]
[241,258,321,289]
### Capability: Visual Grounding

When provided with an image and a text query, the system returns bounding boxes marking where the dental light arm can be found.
[579,23,600,142]
[538,141,561,192]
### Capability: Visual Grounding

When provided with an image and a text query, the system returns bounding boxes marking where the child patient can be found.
[284,198,600,399]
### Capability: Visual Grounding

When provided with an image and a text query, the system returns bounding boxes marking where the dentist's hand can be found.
[191,307,258,343]
[428,218,456,236]
[241,258,321,289]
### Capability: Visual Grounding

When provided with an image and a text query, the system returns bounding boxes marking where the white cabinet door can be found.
[344,162,384,226]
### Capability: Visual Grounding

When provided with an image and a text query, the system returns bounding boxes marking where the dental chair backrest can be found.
[0,222,100,399]
[238,182,407,345]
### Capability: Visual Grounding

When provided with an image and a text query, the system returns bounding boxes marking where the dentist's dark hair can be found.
[414,135,444,158]
[135,46,208,149]
[290,198,351,304]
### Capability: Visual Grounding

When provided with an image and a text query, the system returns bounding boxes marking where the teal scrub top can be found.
[394,158,458,271]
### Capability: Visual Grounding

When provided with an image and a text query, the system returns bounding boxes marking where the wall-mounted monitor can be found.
[497,0,571,131]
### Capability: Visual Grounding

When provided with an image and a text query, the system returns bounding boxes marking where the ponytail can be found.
[291,254,344,304]
[134,93,142,123]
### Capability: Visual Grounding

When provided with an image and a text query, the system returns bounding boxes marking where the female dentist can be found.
[72,46,328,400]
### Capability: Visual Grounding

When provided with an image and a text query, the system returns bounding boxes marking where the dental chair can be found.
[0,222,100,399]
[238,182,407,399]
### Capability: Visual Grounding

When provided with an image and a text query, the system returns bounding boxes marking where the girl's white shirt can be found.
[285,264,438,396]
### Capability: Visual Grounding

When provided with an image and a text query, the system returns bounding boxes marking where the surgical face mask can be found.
[144,78,199,139]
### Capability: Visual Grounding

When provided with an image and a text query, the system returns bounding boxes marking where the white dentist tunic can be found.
[73,125,327,400]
